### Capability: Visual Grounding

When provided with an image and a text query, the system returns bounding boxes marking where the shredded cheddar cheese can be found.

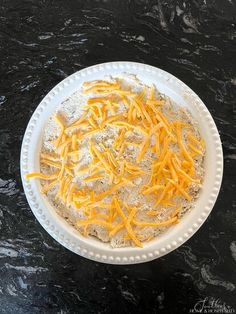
[26,77,205,248]
[26,172,59,181]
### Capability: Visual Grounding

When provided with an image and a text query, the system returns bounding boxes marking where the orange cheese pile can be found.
[26,79,205,247]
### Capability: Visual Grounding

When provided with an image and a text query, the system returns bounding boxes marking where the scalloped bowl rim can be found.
[20,62,223,264]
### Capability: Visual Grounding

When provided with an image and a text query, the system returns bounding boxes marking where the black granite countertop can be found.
[0,1,236,313]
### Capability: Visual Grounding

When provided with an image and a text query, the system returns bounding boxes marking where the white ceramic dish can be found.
[20,62,223,264]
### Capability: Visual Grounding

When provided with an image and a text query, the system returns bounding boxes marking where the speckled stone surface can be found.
[0,1,236,313]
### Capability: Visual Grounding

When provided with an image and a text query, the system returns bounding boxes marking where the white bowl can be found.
[20,62,223,264]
